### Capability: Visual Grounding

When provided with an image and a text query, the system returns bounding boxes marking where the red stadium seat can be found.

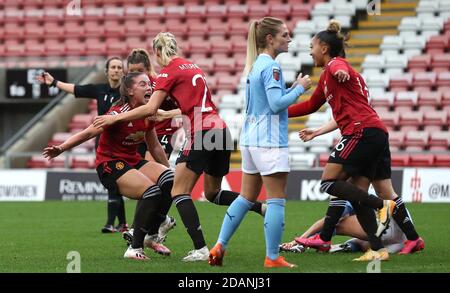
[248,5,269,19]
[211,39,232,55]
[409,154,435,167]
[417,91,442,107]
[27,155,49,169]
[214,57,236,73]
[104,20,125,38]
[394,91,418,108]
[389,73,412,91]
[227,4,248,19]
[186,5,206,19]
[404,131,429,149]
[399,112,423,128]
[206,5,227,18]
[429,132,450,149]
[71,155,96,169]
[207,19,229,38]
[431,54,450,73]
[423,111,447,127]
[193,58,214,73]
[407,54,430,73]
[426,35,447,54]
[388,131,405,149]
[437,72,450,87]
[379,112,399,128]
[69,114,94,131]
[413,72,436,89]
[269,4,292,19]
[434,154,450,167]
[391,153,410,167]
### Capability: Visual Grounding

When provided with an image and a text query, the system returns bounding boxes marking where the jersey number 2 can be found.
[192,74,212,113]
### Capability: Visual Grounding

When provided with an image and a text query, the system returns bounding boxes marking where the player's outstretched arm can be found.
[299,118,338,142]
[42,125,103,160]
[93,90,168,128]
[35,71,75,94]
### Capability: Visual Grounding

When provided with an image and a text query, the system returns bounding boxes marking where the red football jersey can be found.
[147,75,179,136]
[289,57,386,135]
[95,103,155,167]
[154,57,225,138]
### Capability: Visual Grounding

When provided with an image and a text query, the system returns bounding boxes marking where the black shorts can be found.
[96,160,148,195]
[176,128,232,177]
[328,128,391,180]
[158,134,173,156]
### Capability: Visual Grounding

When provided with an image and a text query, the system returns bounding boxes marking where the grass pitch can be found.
[0,200,448,273]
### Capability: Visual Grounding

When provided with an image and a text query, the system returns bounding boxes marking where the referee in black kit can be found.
[37,57,128,233]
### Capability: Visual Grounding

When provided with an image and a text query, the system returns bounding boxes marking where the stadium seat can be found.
[404,131,429,149]
[417,91,442,107]
[423,111,447,127]
[389,131,405,150]
[413,72,437,89]
[71,154,96,169]
[391,153,410,167]
[429,132,450,150]
[408,54,431,73]
[437,72,450,87]
[27,155,50,169]
[409,154,435,167]
[394,91,418,108]
[379,111,399,128]
[399,111,423,128]
[389,73,413,92]
[434,154,450,167]
[69,114,94,131]
[431,54,450,73]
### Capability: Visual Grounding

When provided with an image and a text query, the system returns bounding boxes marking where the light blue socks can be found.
[264,198,286,260]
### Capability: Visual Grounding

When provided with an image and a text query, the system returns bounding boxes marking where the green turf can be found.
[0,201,448,273]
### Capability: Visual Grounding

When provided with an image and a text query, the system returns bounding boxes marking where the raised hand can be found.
[299,128,316,142]
[334,70,350,83]
[297,73,312,91]
[42,145,63,160]
[93,115,115,129]
[35,72,54,86]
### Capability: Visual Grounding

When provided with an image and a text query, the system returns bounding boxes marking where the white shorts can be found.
[241,146,290,176]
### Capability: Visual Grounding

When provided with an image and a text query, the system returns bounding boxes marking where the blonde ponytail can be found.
[152,32,178,67]
[243,20,259,76]
[243,17,285,76]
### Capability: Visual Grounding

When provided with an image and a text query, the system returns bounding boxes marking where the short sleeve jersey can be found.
[313,57,387,135]
[154,57,225,139]
[74,84,120,116]
[240,54,289,147]
[95,103,155,167]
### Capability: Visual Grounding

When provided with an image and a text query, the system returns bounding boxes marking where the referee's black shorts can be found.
[327,127,391,180]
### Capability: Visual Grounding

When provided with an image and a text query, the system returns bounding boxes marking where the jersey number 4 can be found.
[192,74,213,113]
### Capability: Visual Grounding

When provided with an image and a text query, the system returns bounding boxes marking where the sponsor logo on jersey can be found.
[115,162,124,170]
[273,68,280,81]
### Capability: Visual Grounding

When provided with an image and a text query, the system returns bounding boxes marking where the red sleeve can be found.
[329,59,348,75]
[154,69,175,93]
[288,84,326,117]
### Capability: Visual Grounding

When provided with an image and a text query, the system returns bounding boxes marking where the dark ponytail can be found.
[315,20,349,58]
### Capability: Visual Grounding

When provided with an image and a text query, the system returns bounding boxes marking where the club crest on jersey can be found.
[273,68,280,81]
[115,162,124,170]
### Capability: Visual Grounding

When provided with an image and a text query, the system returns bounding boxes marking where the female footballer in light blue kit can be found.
[209,17,312,268]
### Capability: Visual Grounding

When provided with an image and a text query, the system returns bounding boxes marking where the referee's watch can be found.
[50,79,58,87]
